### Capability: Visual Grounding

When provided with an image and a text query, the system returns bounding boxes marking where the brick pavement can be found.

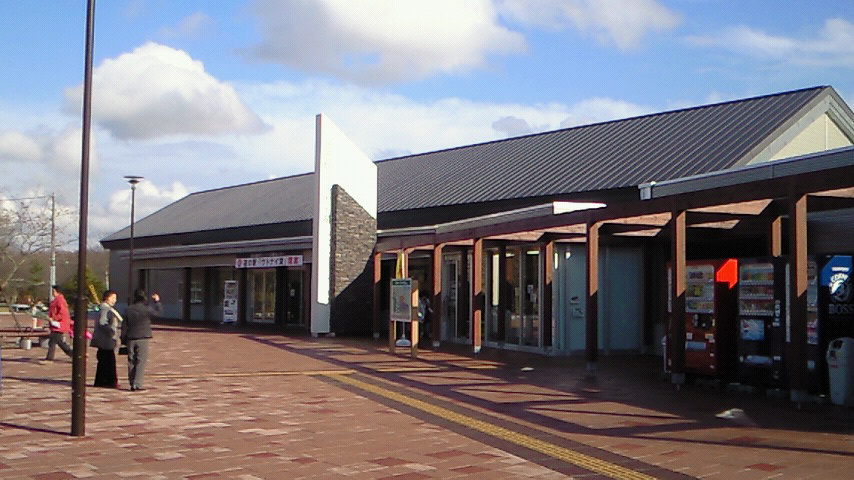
[1,324,852,479]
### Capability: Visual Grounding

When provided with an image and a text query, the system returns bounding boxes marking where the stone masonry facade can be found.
[329,184,376,334]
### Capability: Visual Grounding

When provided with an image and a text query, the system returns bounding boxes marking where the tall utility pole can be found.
[71,0,96,437]
[49,193,55,300]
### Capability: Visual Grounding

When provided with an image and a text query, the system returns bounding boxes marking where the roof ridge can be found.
[187,170,314,197]
[375,85,829,164]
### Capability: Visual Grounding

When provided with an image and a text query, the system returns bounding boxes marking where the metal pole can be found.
[50,193,55,300]
[71,0,96,437]
[129,182,135,303]
[124,176,142,304]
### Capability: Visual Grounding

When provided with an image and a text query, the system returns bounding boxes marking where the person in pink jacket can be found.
[44,285,73,361]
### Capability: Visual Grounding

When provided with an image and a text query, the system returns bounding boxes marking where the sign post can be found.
[390,278,419,358]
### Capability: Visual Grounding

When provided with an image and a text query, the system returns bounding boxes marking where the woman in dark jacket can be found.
[122,288,161,391]
[91,290,122,388]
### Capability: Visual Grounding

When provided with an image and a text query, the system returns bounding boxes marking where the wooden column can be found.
[472,238,484,353]
[373,251,382,339]
[788,194,809,402]
[542,241,554,348]
[670,210,687,385]
[770,215,783,257]
[497,244,507,342]
[432,244,443,347]
[586,222,599,371]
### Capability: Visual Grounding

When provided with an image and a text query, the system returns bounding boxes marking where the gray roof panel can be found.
[103,173,314,242]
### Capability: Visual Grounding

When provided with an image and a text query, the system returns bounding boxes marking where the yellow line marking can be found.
[325,373,655,480]
[149,369,354,380]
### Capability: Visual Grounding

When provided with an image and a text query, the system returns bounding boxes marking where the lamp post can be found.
[125,175,143,305]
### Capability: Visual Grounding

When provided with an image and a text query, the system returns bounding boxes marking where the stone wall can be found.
[329,184,376,334]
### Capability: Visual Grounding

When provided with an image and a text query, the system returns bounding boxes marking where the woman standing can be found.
[90,290,122,388]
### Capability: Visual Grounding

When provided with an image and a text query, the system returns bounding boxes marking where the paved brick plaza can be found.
[1,324,852,479]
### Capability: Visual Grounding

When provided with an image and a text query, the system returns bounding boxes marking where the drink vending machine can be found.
[667,259,739,377]
[815,255,854,393]
[736,258,792,387]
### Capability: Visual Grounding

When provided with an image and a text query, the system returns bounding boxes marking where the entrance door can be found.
[442,257,459,341]
[248,269,276,324]
[286,269,304,327]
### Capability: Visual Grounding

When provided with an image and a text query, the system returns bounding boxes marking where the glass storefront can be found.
[248,268,276,324]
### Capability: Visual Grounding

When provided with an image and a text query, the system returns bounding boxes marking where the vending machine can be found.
[804,259,820,392]
[736,258,787,386]
[667,259,739,377]
[815,255,854,392]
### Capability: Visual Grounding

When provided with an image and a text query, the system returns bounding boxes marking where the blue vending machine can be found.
[816,255,854,394]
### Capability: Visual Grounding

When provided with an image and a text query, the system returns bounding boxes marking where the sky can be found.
[1,0,854,247]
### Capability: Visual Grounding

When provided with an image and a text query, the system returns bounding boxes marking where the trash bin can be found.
[826,337,854,407]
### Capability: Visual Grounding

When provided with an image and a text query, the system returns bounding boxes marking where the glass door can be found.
[248,269,276,324]
[286,269,304,327]
[442,257,459,341]
[522,248,540,347]
[506,249,521,344]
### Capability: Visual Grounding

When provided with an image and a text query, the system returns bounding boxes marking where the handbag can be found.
[118,346,128,355]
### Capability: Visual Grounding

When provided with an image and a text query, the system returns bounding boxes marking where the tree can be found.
[0,194,72,301]
[61,265,105,310]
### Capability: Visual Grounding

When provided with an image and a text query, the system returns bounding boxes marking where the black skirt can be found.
[94,348,118,388]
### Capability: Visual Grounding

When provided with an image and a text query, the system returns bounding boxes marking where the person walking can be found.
[44,285,73,362]
[91,290,122,388]
[121,288,161,391]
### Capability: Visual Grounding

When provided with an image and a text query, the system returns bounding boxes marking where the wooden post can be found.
[373,251,382,339]
[432,244,443,347]
[670,210,687,385]
[586,222,599,371]
[543,241,554,348]
[472,238,483,354]
[770,215,783,257]
[788,194,808,402]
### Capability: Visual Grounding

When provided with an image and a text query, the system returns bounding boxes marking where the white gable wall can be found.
[749,95,854,165]
[768,113,853,162]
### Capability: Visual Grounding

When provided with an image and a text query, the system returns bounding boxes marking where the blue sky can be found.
[1,0,854,245]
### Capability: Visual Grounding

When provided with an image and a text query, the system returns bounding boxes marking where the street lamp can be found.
[125,175,143,304]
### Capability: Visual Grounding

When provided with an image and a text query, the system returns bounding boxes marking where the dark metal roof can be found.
[377,86,830,212]
[102,173,314,242]
[103,86,836,243]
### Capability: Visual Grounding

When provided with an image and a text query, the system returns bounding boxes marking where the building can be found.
[102,86,854,399]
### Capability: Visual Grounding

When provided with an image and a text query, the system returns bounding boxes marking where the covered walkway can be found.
[375,146,854,401]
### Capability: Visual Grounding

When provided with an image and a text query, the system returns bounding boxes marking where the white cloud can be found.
[106,179,189,221]
[231,80,651,169]
[246,0,526,84]
[159,12,214,39]
[0,125,99,183]
[687,18,854,66]
[63,42,268,140]
[496,0,681,50]
[559,97,651,128]
[0,130,42,162]
[86,180,189,245]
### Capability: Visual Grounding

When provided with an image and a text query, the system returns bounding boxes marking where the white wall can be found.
[310,114,377,334]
